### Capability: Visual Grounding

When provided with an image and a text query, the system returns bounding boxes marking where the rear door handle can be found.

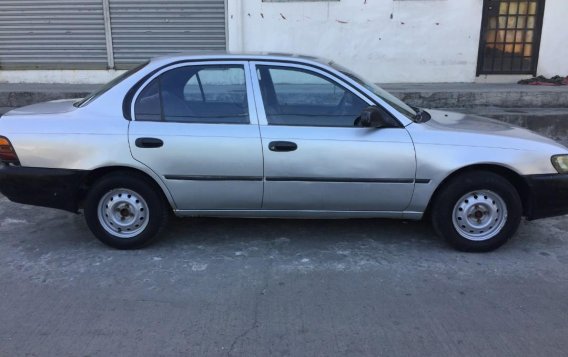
[269,141,297,152]
[135,137,163,148]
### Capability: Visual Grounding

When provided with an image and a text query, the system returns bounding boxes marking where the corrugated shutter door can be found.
[0,0,108,69]
[110,0,226,69]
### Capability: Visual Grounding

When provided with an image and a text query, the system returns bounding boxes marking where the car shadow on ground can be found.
[156,215,445,250]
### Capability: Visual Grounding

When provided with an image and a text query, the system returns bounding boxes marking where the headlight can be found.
[551,155,568,173]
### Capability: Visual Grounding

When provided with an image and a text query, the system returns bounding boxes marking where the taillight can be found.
[0,136,20,165]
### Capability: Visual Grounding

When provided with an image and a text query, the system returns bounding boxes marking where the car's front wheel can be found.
[431,171,522,252]
[84,172,169,249]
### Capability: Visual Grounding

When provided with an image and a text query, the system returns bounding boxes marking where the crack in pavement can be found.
[227,249,273,356]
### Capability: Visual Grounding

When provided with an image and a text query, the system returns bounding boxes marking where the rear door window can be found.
[135,65,249,124]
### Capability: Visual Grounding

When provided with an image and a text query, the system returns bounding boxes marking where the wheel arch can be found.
[77,166,176,211]
[425,164,530,218]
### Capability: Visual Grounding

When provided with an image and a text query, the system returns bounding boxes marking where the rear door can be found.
[250,62,416,212]
[128,61,264,210]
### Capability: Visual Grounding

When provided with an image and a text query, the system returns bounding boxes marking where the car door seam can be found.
[247,61,267,209]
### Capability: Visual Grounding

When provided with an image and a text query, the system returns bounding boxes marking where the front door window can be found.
[256,65,368,127]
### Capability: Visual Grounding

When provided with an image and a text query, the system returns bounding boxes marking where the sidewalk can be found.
[2,83,568,142]
[1,82,568,108]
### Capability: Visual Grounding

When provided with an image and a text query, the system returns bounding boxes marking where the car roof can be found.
[149,51,333,67]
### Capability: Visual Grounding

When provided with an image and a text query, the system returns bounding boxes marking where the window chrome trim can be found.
[130,61,259,125]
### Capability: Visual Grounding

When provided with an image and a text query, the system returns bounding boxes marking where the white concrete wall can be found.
[228,0,484,83]
[1,0,565,84]
[537,0,568,77]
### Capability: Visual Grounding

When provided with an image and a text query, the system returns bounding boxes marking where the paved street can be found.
[1,194,568,356]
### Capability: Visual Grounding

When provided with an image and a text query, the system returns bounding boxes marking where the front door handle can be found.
[269,141,297,152]
[135,137,163,148]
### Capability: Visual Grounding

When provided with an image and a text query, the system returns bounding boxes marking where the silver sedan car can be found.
[1,53,567,251]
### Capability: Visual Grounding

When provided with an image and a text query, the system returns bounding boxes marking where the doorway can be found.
[476,0,546,75]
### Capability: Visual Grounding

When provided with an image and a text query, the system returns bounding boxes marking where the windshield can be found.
[74,61,149,108]
[328,61,417,120]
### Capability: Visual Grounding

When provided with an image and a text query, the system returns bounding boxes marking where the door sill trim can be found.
[173,209,423,220]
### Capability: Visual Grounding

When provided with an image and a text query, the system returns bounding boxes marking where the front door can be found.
[251,62,416,212]
[477,0,545,75]
[129,62,264,210]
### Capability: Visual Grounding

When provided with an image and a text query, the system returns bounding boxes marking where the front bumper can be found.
[0,165,86,213]
[525,173,568,220]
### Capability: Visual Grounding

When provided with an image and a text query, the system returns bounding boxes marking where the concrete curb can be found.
[382,83,568,108]
[394,91,568,109]
[447,107,568,145]
[0,84,94,108]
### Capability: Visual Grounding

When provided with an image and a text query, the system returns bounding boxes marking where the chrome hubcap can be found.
[452,190,508,241]
[97,188,149,239]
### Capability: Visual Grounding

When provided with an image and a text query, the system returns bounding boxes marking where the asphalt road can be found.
[1,194,568,357]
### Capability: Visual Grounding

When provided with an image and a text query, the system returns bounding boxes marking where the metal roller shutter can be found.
[0,0,108,69]
[109,0,227,69]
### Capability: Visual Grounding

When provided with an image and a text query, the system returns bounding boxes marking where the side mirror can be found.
[357,106,389,128]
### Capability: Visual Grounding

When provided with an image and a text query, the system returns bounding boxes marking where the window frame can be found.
[249,62,377,128]
[131,61,258,125]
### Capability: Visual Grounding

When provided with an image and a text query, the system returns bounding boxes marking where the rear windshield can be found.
[74,61,149,108]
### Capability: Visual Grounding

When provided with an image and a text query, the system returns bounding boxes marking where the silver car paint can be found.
[1,53,567,219]
[129,122,264,210]
[257,125,416,211]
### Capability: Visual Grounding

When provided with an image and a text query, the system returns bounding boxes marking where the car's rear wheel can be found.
[431,171,522,252]
[84,173,169,249]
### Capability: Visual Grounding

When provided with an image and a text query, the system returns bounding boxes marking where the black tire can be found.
[84,172,169,249]
[431,171,522,252]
